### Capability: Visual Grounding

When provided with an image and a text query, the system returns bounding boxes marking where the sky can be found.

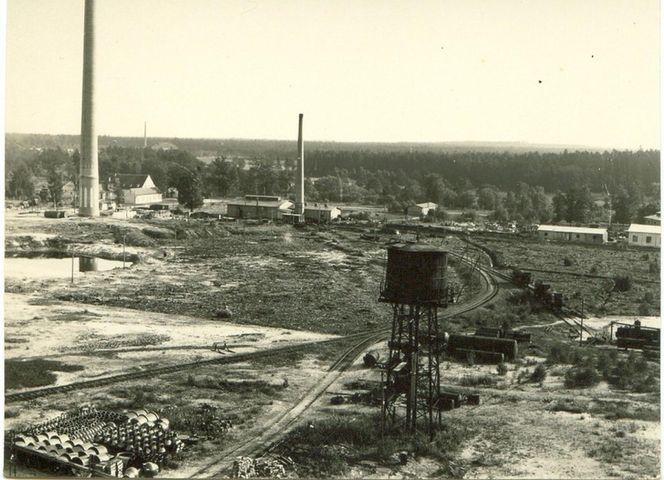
[3,0,661,149]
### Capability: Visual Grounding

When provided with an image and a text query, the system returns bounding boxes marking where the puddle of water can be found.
[5,256,127,281]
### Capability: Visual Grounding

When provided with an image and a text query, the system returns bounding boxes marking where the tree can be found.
[565,185,593,223]
[8,162,34,199]
[458,190,478,210]
[205,158,239,197]
[46,166,64,208]
[170,166,204,211]
[478,186,499,210]
[552,192,567,222]
[613,186,636,224]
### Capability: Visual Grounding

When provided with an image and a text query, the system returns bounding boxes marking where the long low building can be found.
[226,197,293,220]
[537,225,607,244]
[627,224,661,248]
[304,205,341,223]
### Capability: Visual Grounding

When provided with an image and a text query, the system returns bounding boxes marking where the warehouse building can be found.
[304,205,341,223]
[226,196,293,220]
[627,224,661,248]
[643,212,661,225]
[537,225,607,244]
[407,202,438,217]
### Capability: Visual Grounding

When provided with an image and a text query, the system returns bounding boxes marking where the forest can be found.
[5,133,660,224]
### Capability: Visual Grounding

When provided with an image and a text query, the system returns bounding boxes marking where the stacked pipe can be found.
[12,406,183,476]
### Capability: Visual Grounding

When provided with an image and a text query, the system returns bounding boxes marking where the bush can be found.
[547,344,573,364]
[589,265,598,274]
[564,366,600,388]
[649,262,659,274]
[530,364,547,383]
[496,362,508,376]
[642,291,655,304]
[563,257,573,267]
[637,302,650,316]
[142,226,176,239]
[459,374,496,387]
[613,276,632,292]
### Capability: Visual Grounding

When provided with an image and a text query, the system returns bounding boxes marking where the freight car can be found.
[533,281,563,311]
[614,320,660,351]
[448,334,518,360]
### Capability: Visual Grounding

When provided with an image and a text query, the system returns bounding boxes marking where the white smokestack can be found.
[295,113,304,215]
[78,0,99,217]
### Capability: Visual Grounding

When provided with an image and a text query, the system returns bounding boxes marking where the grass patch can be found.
[5,359,84,389]
[281,413,468,478]
[459,374,497,387]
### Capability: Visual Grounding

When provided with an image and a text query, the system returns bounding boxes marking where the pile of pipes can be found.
[93,409,182,466]
[232,455,291,478]
[9,406,183,477]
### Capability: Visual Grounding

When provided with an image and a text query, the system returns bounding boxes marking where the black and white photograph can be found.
[2,0,661,478]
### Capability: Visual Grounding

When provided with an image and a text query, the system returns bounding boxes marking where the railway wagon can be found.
[448,334,518,360]
[615,323,660,350]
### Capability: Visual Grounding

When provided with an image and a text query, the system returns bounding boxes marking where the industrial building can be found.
[643,212,661,225]
[226,196,293,220]
[627,224,661,248]
[537,225,607,244]
[407,202,438,217]
[304,205,341,223]
[106,174,162,206]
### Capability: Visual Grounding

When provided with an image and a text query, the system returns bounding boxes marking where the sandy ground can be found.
[5,292,337,390]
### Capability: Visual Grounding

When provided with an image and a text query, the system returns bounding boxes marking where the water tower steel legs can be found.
[382,302,442,439]
[79,0,99,217]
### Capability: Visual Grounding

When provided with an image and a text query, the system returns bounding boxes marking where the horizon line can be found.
[5,131,660,152]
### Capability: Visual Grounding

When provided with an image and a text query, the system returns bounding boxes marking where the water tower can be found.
[379,243,452,437]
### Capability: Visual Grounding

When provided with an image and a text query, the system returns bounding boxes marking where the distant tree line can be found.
[5,141,659,224]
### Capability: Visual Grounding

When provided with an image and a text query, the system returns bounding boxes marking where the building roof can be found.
[115,174,151,189]
[131,188,161,196]
[305,205,340,212]
[643,213,661,222]
[537,225,607,235]
[415,202,438,209]
[627,223,661,234]
[228,199,293,209]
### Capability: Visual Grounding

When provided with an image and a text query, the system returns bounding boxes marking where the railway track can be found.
[7,249,504,477]
[189,261,503,478]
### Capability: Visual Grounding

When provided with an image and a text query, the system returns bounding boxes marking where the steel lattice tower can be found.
[379,244,451,438]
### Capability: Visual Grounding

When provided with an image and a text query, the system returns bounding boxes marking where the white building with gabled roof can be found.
[627,224,661,248]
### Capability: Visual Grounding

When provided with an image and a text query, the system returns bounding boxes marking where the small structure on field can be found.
[226,196,293,220]
[304,205,341,223]
[627,223,661,248]
[407,202,437,217]
[537,225,607,244]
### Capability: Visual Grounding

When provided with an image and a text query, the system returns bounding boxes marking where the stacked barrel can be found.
[94,409,183,466]
[11,407,183,477]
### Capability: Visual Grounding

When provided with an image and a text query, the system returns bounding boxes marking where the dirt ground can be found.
[4,211,661,479]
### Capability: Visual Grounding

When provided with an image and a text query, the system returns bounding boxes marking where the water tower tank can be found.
[380,243,448,305]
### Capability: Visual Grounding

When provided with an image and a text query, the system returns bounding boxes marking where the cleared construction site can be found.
[4,1,660,478]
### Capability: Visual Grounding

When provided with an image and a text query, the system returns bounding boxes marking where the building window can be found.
[646,236,652,244]
[576,234,580,238]
[544,232,548,236]
[632,235,638,243]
